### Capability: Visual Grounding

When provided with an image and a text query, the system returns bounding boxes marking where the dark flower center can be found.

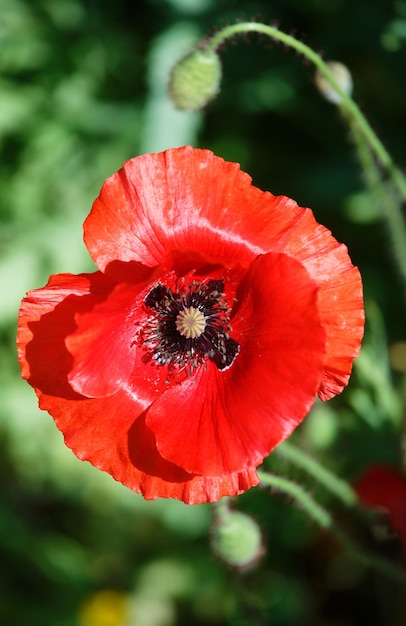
[143,279,240,373]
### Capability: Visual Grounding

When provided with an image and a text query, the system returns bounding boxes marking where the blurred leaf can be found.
[137,559,195,598]
[343,189,383,223]
[0,0,50,72]
[159,0,213,13]
[0,80,43,135]
[42,0,85,30]
[239,71,296,113]
[140,22,202,153]
[350,301,403,428]
[302,403,339,450]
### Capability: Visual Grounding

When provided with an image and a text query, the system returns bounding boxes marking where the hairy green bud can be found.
[168,49,222,111]
[211,510,263,569]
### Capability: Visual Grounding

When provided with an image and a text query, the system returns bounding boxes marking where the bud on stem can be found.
[210,508,263,569]
[315,61,353,104]
[168,48,222,111]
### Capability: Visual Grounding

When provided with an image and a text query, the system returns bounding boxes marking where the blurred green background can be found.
[1,0,406,624]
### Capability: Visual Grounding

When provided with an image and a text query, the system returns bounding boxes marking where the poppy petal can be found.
[38,390,259,505]
[17,267,258,505]
[84,147,363,399]
[66,282,148,399]
[83,146,297,273]
[17,147,364,503]
[146,252,327,476]
[265,209,364,400]
[18,277,256,504]
[17,272,115,396]
[315,265,364,400]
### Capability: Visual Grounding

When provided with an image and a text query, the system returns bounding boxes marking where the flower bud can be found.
[168,48,222,111]
[315,61,353,104]
[210,510,263,569]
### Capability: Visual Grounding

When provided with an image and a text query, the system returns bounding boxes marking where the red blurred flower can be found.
[17,147,364,504]
[356,465,406,551]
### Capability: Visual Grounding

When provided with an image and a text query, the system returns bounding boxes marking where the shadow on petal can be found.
[128,411,194,483]
[103,259,156,284]
[23,274,114,399]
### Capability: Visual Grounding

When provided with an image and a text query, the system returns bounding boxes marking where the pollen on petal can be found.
[176,306,206,339]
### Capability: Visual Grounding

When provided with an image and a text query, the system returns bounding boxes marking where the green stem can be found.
[258,470,406,584]
[274,441,359,508]
[344,110,406,290]
[205,22,406,202]
[213,497,232,524]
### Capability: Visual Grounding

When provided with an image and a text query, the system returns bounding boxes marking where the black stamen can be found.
[142,278,240,374]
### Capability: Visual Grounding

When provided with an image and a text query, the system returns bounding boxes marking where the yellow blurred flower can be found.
[79,589,129,626]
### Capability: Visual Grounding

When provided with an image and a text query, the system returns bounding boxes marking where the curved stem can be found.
[205,22,406,202]
[344,109,406,292]
[274,441,359,508]
[213,497,232,524]
[258,470,406,584]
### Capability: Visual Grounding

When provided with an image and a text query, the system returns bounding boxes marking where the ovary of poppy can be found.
[17,146,364,504]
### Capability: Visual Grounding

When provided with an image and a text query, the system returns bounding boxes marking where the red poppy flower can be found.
[17,146,364,504]
[356,465,406,552]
